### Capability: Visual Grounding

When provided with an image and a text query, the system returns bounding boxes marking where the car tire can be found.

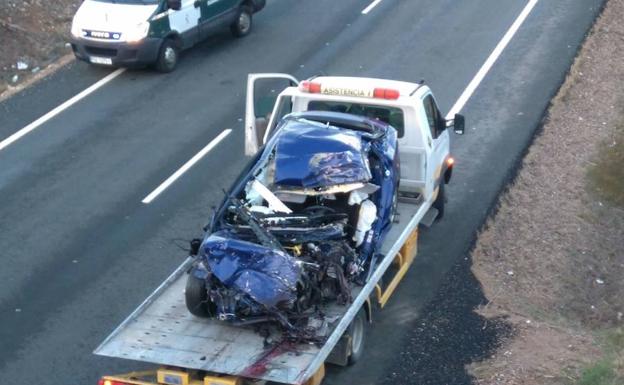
[185,273,209,317]
[347,307,367,365]
[155,38,179,73]
[230,6,253,38]
[432,182,445,220]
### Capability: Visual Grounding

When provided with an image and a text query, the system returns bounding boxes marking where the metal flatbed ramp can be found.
[95,201,424,384]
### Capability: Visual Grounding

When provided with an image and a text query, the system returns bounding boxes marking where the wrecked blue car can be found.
[185,111,399,338]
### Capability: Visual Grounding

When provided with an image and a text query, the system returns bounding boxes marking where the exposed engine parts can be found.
[186,113,400,342]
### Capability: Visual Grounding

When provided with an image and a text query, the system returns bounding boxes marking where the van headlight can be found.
[71,19,84,38]
[125,21,150,43]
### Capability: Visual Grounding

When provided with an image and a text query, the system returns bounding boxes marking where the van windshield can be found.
[307,100,405,137]
[93,0,159,4]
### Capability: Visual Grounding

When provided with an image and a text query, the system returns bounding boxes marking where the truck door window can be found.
[423,94,442,139]
[307,100,405,137]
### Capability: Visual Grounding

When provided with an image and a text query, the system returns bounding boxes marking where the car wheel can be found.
[185,273,209,317]
[231,6,253,38]
[432,182,445,220]
[347,307,367,365]
[155,39,178,73]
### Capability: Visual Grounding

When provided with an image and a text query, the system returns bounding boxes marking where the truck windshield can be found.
[92,0,159,4]
[307,100,405,137]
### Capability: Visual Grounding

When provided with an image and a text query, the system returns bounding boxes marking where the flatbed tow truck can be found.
[94,74,465,385]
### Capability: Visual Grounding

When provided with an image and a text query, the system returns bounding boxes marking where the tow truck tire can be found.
[432,182,445,220]
[347,307,367,365]
[230,6,253,38]
[185,274,209,318]
[155,38,179,73]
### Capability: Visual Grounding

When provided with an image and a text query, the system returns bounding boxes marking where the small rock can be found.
[596,278,604,284]
[11,74,19,83]
[65,42,71,48]
[526,319,531,324]
[507,270,514,276]
[31,67,40,74]
[17,60,28,70]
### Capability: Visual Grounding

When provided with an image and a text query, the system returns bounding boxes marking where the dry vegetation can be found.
[469,1,624,384]
[0,0,79,97]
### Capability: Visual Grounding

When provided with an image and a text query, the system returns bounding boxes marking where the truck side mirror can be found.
[452,113,465,135]
[167,0,181,10]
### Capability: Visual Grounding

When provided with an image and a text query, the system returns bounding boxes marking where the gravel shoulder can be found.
[0,0,78,99]
[469,1,624,383]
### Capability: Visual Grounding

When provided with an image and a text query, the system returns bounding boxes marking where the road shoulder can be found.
[469,1,624,383]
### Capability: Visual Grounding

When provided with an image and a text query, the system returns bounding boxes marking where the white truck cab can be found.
[245,74,465,215]
[70,0,266,72]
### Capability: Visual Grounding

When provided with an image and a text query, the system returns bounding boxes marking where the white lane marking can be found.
[142,129,233,204]
[362,0,383,14]
[446,0,539,119]
[0,68,126,152]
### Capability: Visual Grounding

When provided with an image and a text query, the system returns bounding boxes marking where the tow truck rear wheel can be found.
[231,6,253,37]
[346,307,367,365]
[185,274,209,317]
[155,38,179,73]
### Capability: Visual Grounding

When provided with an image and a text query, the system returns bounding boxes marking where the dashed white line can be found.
[446,0,539,119]
[0,68,126,152]
[141,129,233,204]
[362,0,383,14]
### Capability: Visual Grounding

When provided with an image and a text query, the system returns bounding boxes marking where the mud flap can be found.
[420,207,439,228]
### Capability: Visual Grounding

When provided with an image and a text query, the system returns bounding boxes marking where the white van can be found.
[70,0,266,72]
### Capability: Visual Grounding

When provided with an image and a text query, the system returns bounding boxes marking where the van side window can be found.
[422,94,441,139]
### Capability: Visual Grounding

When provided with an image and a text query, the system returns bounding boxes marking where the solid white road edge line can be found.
[362,0,383,15]
[142,129,233,204]
[446,0,539,119]
[0,68,126,152]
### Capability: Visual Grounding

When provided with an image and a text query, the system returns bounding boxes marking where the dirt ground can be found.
[469,0,624,384]
[0,0,79,97]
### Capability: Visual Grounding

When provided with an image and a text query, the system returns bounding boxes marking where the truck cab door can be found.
[245,73,299,156]
[421,93,450,198]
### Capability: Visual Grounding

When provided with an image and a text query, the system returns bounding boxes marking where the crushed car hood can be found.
[272,121,372,189]
[201,233,301,309]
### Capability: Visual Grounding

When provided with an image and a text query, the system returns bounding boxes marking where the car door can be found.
[421,93,450,197]
[168,0,201,47]
[245,73,299,156]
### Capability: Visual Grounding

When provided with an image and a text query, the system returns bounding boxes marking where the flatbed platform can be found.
[95,200,427,384]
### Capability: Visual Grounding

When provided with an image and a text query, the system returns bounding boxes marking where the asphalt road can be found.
[0,0,604,384]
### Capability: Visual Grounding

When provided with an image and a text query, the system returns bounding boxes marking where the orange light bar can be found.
[299,81,321,93]
[373,88,400,100]
[446,157,455,166]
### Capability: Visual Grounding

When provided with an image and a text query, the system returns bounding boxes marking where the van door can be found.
[168,0,201,47]
[245,73,299,156]
[197,0,237,38]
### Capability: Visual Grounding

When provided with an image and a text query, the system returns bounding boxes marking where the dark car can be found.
[185,111,400,339]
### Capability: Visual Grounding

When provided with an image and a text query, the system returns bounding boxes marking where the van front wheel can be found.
[231,6,253,38]
[155,39,178,73]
